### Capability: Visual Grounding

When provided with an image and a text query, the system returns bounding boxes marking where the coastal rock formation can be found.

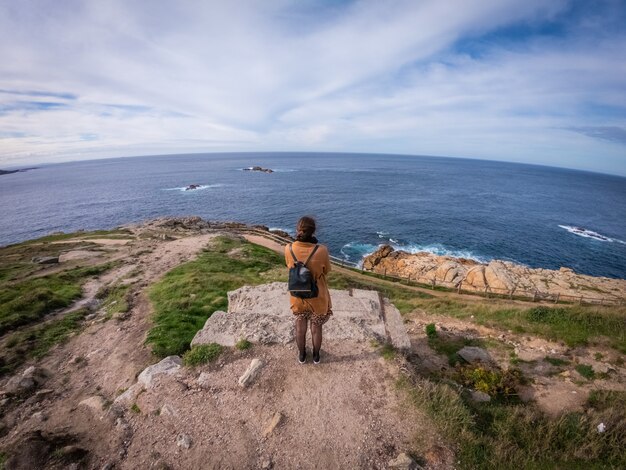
[362,245,626,302]
[243,166,273,173]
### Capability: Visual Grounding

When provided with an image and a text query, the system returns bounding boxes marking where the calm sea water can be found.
[1,152,625,279]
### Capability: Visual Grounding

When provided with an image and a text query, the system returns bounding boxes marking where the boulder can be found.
[4,366,47,397]
[464,266,487,289]
[137,356,182,388]
[484,261,516,292]
[362,245,394,270]
[435,260,466,284]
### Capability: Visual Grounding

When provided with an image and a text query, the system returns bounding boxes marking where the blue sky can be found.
[0,0,625,175]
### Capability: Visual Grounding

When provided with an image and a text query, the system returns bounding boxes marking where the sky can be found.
[0,0,625,175]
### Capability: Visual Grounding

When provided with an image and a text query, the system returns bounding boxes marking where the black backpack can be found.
[288,244,319,299]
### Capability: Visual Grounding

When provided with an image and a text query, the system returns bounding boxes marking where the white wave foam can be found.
[163,184,225,192]
[558,225,624,243]
[340,240,489,266]
[268,226,295,236]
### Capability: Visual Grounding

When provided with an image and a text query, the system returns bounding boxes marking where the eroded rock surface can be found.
[363,245,626,302]
[192,282,409,348]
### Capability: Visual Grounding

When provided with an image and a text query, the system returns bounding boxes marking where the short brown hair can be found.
[296,216,316,241]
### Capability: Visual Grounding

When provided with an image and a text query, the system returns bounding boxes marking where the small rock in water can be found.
[176,433,192,449]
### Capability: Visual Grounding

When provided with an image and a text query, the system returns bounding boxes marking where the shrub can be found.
[575,364,595,380]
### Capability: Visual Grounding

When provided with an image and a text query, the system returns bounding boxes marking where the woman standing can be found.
[285,216,332,364]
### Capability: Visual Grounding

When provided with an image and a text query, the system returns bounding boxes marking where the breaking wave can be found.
[559,225,625,244]
[163,184,225,192]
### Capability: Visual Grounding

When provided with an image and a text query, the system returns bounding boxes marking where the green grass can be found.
[427,333,482,366]
[130,403,141,414]
[0,263,114,335]
[96,282,132,319]
[401,376,626,469]
[147,236,286,357]
[410,299,626,353]
[575,364,595,380]
[235,339,252,350]
[425,323,437,339]
[327,271,433,314]
[545,356,570,366]
[1,308,89,375]
[182,343,224,366]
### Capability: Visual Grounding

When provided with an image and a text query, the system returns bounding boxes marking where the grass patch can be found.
[96,283,132,319]
[575,363,595,380]
[182,343,223,366]
[401,375,626,469]
[427,333,482,366]
[0,263,115,335]
[1,308,88,375]
[235,339,252,350]
[425,323,437,339]
[147,236,286,357]
[410,299,626,353]
[130,403,141,414]
[545,356,570,366]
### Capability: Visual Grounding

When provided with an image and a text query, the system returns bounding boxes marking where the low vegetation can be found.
[183,343,224,366]
[1,308,89,375]
[235,339,252,350]
[401,375,626,469]
[0,264,113,336]
[409,298,626,353]
[147,236,286,357]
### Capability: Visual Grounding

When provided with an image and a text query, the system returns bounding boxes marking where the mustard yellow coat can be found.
[284,241,332,315]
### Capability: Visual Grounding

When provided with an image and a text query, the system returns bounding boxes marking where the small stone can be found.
[469,390,491,403]
[262,412,283,438]
[160,404,177,417]
[238,359,264,388]
[457,346,494,365]
[597,422,606,433]
[79,395,107,412]
[388,452,421,469]
[176,433,192,449]
[137,356,182,388]
[31,411,47,421]
[261,459,273,469]
[197,372,211,388]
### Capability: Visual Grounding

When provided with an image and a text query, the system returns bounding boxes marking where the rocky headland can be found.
[363,245,626,303]
[0,167,38,176]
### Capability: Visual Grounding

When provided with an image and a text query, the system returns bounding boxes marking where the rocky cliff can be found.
[363,245,626,302]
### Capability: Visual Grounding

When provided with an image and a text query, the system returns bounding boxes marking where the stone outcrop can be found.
[191,282,410,350]
[243,166,273,173]
[362,245,626,302]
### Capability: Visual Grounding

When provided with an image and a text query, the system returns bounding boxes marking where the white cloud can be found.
[0,0,624,174]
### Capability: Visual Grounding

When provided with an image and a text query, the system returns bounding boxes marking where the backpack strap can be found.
[288,244,299,264]
[303,244,319,267]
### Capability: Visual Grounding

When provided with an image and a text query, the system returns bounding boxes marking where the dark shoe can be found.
[313,350,320,364]
[298,349,306,364]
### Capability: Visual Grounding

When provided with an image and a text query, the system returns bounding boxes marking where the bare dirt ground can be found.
[1,224,624,469]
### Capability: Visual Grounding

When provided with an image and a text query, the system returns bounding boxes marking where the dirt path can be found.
[122,343,442,470]
[1,233,220,468]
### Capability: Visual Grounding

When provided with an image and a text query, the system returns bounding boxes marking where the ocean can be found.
[1,152,625,279]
